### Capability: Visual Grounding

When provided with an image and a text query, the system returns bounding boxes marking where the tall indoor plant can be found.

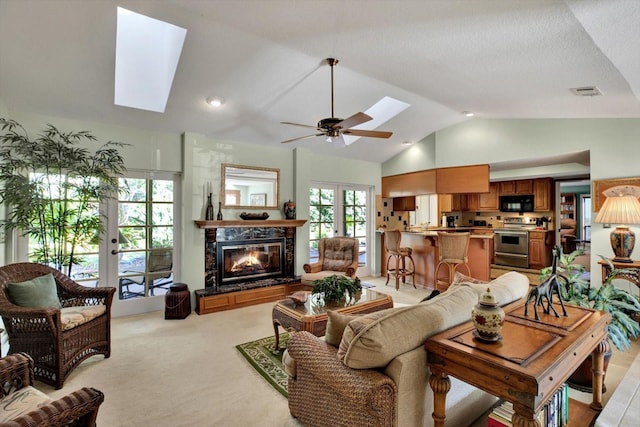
[0,118,126,276]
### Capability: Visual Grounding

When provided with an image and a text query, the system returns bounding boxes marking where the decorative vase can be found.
[471,287,505,342]
[205,193,214,220]
[216,201,223,220]
[284,199,296,219]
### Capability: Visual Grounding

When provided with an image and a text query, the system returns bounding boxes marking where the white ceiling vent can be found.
[570,86,603,97]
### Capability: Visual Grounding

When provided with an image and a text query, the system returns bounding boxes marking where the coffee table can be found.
[425,299,610,427]
[271,289,394,352]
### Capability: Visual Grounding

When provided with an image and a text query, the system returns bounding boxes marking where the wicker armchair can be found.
[0,263,115,389]
[301,237,359,286]
[0,352,104,427]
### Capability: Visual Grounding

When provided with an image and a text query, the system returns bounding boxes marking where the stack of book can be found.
[488,384,569,427]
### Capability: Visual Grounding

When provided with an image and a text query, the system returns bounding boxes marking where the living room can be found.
[1,1,640,426]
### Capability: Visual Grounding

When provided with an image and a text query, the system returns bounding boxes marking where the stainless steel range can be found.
[494,217,537,268]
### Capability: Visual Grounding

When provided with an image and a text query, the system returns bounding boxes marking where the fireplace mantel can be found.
[195,219,306,229]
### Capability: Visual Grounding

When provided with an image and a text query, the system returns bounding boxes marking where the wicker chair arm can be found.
[287,331,396,399]
[302,262,322,274]
[2,387,105,427]
[59,286,115,309]
[345,267,356,278]
[0,353,34,399]
[0,305,60,333]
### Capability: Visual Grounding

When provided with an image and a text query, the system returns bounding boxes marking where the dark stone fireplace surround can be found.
[194,220,306,295]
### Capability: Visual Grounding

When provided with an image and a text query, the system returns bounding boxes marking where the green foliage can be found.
[540,246,640,351]
[0,119,127,276]
[312,275,362,303]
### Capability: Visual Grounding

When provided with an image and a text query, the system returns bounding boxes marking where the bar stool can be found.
[384,230,416,290]
[435,232,471,291]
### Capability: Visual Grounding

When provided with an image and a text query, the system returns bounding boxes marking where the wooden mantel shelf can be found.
[194,219,307,229]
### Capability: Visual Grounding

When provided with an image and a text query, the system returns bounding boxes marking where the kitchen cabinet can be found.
[499,179,533,195]
[393,196,416,211]
[534,178,554,212]
[466,182,499,212]
[435,164,490,194]
[529,231,553,269]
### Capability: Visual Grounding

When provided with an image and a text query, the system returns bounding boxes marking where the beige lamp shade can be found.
[595,194,640,262]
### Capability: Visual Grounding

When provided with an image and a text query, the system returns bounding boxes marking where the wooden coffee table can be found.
[425,299,610,427]
[271,289,394,352]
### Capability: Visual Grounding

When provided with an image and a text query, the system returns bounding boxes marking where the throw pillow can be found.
[325,310,359,347]
[6,273,62,308]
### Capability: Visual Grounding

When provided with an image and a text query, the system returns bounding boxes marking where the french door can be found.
[308,183,372,277]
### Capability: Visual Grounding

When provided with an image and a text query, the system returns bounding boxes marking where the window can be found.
[117,177,175,299]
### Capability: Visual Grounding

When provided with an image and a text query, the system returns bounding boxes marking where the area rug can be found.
[236,332,293,398]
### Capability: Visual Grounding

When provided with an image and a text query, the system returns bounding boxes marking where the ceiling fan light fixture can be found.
[206,96,224,107]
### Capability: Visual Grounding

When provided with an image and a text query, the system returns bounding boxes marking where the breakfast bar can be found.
[381,229,494,289]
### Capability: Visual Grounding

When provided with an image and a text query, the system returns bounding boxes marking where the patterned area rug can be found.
[236,332,293,398]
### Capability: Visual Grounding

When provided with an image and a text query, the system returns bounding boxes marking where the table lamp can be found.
[594,186,640,263]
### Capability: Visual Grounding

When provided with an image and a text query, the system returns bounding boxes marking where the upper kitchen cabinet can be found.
[435,164,490,194]
[393,196,416,211]
[382,170,436,197]
[467,182,499,212]
[533,178,554,211]
[499,179,533,195]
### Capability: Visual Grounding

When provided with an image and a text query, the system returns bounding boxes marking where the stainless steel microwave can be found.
[499,195,534,212]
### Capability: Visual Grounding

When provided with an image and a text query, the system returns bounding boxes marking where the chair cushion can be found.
[6,273,62,309]
[0,386,52,423]
[322,238,356,271]
[337,285,480,369]
[60,305,107,331]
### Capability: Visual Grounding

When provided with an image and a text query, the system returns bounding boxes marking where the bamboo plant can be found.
[0,118,127,276]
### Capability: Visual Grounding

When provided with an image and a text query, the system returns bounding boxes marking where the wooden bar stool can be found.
[435,232,471,291]
[384,230,416,290]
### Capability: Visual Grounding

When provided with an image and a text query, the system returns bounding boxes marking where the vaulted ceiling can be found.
[1,0,639,164]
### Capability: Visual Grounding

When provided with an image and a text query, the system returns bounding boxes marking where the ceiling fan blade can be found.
[280,121,321,130]
[335,112,372,130]
[280,133,326,144]
[343,129,393,139]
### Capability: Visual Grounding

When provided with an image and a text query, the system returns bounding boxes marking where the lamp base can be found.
[610,225,636,263]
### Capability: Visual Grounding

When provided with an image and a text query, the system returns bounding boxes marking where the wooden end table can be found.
[425,299,610,427]
[598,258,640,289]
[271,289,394,352]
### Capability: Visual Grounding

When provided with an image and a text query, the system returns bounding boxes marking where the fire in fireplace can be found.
[217,239,284,284]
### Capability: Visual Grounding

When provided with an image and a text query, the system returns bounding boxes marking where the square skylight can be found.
[114,7,187,113]
[341,96,410,146]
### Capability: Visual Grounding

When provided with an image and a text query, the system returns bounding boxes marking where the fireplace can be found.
[201,224,300,291]
[217,239,285,285]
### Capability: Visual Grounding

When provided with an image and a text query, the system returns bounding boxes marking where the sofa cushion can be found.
[0,386,52,423]
[337,285,480,369]
[60,305,106,331]
[325,310,360,347]
[6,273,62,309]
[449,270,529,306]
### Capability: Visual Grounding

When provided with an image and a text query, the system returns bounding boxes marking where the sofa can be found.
[284,271,530,427]
[560,218,577,253]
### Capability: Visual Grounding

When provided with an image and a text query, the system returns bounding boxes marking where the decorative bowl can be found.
[239,212,269,220]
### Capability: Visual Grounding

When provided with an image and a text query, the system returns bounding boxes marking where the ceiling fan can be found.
[280,58,393,145]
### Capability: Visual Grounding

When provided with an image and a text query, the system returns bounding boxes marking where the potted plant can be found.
[540,247,640,391]
[0,118,127,276]
[312,275,362,303]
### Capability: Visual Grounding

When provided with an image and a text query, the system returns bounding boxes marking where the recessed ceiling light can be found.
[206,97,224,107]
[462,111,474,117]
[402,140,413,145]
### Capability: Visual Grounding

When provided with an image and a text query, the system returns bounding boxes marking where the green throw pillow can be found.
[7,273,62,308]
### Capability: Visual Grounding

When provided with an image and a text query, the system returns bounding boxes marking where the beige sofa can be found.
[284,271,530,427]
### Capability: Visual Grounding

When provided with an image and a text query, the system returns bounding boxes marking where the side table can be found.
[425,300,610,427]
[598,258,640,289]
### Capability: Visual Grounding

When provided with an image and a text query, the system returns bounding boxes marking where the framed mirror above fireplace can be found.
[222,164,279,209]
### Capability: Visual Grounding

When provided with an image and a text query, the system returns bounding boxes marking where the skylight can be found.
[340,96,410,146]
[114,7,187,113]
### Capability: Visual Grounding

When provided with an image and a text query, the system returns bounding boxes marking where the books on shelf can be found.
[488,384,569,427]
